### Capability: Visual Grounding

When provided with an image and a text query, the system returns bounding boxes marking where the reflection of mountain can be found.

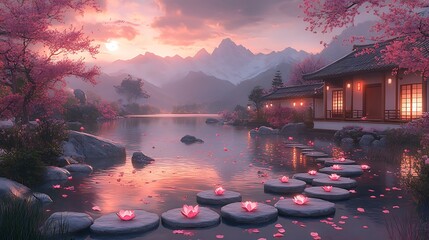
[101,38,309,86]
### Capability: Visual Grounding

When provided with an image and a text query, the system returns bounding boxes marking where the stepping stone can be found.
[295,145,313,149]
[197,190,242,205]
[300,148,315,152]
[43,212,93,234]
[91,210,159,235]
[315,157,333,163]
[264,179,306,194]
[312,177,357,189]
[275,198,335,217]
[285,144,307,148]
[293,172,329,184]
[221,202,278,224]
[303,152,330,158]
[161,207,220,228]
[33,192,53,205]
[324,159,356,166]
[304,187,350,201]
[318,165,363,177]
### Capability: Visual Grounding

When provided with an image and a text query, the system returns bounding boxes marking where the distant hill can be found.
[161,71,235,107]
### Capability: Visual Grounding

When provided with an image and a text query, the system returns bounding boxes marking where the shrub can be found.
[0,151,46,187]
[403,155,429,203]
[264,106,293,128]
[0,197,68,240]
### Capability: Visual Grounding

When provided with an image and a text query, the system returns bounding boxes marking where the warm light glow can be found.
[181,205,200,218]
[293,102,296,107]
[116,210,136,221]
[214,187,225,196]
[331,164,343,170]
[241,201,258,212]
[388,78,392,84]
[270,103,273,107]
[293,195,309,205]
[105,39,119,52]
[322,186,333,192]
[300,102,303,106]
[308,170,317,175]
[265,104,269,108]
[247,106,251,110]
[326,86,330,90]
[279,176,289,183]
[357,82,361,91]
[347,83,351,88]
[361,164,370,170]
[329,174,341,181]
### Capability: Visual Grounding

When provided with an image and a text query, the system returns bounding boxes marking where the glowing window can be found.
[400,84,422,120]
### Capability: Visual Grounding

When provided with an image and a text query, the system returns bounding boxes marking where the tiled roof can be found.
[262,83,324,100]
[303,41,397,80]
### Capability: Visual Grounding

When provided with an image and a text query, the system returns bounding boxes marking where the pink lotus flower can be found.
[308,170,317,175]
[116,210,135,221]
[214,187,225,196]
[338,157,346,162]
[329,174,341,181]
[279,176,289,183]
[322,186,333,192]
[293,195,309,205]
[181,205,199,219]
[361,164,370,170]
[288,137,293,140]
[331,164,343,170]
[241,201,258,212]
[79,126,85,131]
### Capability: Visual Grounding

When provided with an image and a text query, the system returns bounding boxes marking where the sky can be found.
[75,0,351,62]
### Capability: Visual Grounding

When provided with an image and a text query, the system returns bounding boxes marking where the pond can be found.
[38,115,427,240]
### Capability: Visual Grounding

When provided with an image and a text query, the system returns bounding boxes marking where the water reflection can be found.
[39,117,428,240]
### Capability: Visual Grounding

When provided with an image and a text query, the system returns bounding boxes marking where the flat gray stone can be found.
[303,152,330,158]
[295,145,313,149]
[221,202,278,224]
[196,190,242,205]
[264,179,306,194]
[91,210,159,235]
[315,157,333,163]
[33,192,53,205]
[43,212,93,234]
[318,165,363,177]
[293,172,329,184]
[285,143,306,148]
[275,198,335,217]
[304,187,350,201]
[324,159,356,166]
[44,166,71,181]
[300,148,315,152]
[312,177,357,189]
[64,164,93,173]
[161,207,220,228]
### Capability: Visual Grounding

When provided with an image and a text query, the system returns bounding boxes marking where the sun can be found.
[105,39,119,52]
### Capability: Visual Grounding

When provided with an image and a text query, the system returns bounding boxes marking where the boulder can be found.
[33,192,53,205]
[63,131,126,160]
[131,152,154,164]
[44,166,71,181]
[0,177,35,202]
[62,141,85,162]
[64,164,93,174]
[56,156,78,167]
[250,126,279,136]
[340,138,355,151]
[359,134,375,147]
[371,140,382,148]
[279,123,306,135]
[0,120,13,129]
[180,135,204,144]
[334,126,364,142]
[205,118,220,124]
[43,212,93,234]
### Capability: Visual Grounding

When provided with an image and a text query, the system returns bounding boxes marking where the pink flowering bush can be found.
[264,106,294,128]
[96,102,118,120]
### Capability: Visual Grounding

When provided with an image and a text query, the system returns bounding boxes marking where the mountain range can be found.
[67,22,375,112]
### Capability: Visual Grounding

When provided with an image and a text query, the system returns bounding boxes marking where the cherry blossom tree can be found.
[288,55,326,85]
[0,0,100,122]
[302,0,429,78]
